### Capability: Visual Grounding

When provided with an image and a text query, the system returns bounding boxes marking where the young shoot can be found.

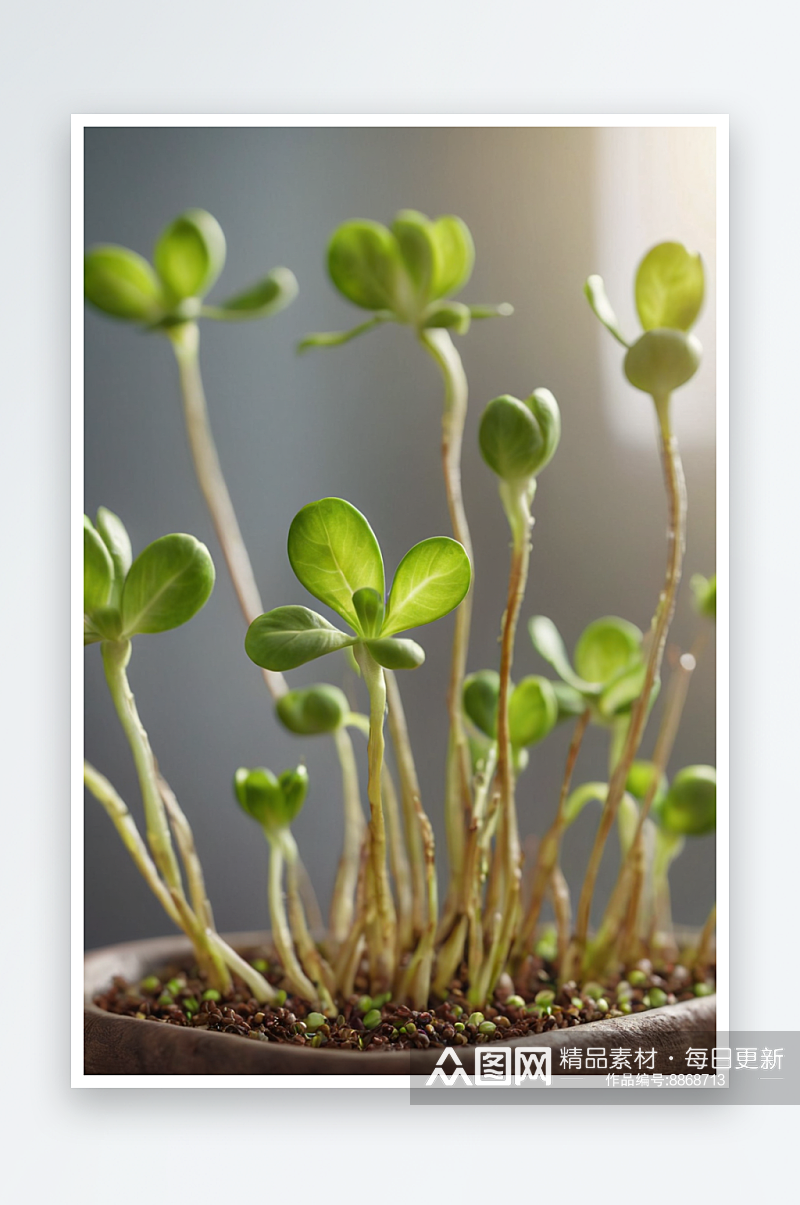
[467,388,561,1003]
[83,509,274,1002]
[244,496,471,993]
[84,209,298,695]
[234,765,335,1012]
[301,210,513,930]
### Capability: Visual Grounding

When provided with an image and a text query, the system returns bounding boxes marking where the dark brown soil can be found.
[93,948,716,1052]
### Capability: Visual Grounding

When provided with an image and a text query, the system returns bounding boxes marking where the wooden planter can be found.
[85,931,716,1076]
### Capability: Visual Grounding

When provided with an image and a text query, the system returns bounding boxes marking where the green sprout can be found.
[83,510,274,1002]
[244,496,471,994]
[84,205,716,1028]
[234,764,336,1012]
[301,211,513,935]
[85,210,297,693]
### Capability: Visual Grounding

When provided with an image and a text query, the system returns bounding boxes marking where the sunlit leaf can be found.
[528,616,594,694]
[121,533,215,635]
[364,636,425,670]
[95,507,132,607]
[287,498,384,631]
[327,220,401,311]
[245,605,356,671]
[658,765,716,836]
[635,242,704,332]
[584,274,628,346]
[154,209,226,302]
[84,246,164,322]
[84,516,114,615]
[382,537,471,636]
[203,266,298,321]
[574,616,642,685]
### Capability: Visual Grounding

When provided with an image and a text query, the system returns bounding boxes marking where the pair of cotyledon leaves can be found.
[625,760,716,837]
[528,613,654,721]
[300,209,512,348]
[84,208,298,328]
[84,509,214,645]
[245,498,472,674]
[584,241,704,397]
[234,764,309,833]
[463,670,559,752]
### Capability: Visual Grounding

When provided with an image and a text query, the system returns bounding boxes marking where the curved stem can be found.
[328,725,366,944]
[266,836,317,1003]
[282,830,336,1012]
[564,392,687,981]
[382,761,414,955]
[168,321,286,699]
[419,329,473,920]
[84,760,183,929]
[101,640,182,892]
[353,644,396,992]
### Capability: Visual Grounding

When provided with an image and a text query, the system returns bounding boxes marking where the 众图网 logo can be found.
[425,1046,552,1087]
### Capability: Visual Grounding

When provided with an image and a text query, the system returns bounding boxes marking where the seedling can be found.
[83,509,274,1001]
[85,211,716,1036]
[245,495,471,994]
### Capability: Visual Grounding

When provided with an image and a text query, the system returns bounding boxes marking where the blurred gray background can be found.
[84,126,715,949]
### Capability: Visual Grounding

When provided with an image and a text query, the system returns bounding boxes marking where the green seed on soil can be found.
[506,995,525,1008]
[251,959,268,973]
[202,988,221,1001]
[306,1012,326,1031]
[647,987,668,1008]
[571,997,584,1008]
[694,982,713,997]
[139,976,160,993]
[628,969,647,986]
[275,990,287,1005]
[363,1009,382,1030]
[310,1033,327,1047]
[525,1005,543,1017]
[616,981,633,999]
[357,995,373,1013]
[371,992,392,1008]
[451,1004,463,1017]
[454,1022,465,1032]
[595,998,609,1013]
[183,996,199,1015]
[619,999,632,1014]
[157,991,173,1006]
[467,1012,484,1026]
[479,1021,497,1034]
[534,990,555,1006]
[166,977,185,994]
[404,1022,417,1035]
[582,982,604,1000]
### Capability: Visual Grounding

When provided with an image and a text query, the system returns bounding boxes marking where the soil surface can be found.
[93,948,716,1052]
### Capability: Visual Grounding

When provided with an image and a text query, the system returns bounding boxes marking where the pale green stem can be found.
[398,799,438,1008]
[207,932,278,1004]
[432,916,469,999]
[384,671,427,934]
[157,773,233,993]
[650,828,684,955]
[168,321,286,699]
[328,725,366,944]
[419,328,473,928]
[563,391,687,981]
[353,644,396,992]
[84,760,183,929]
[266,836,318,1003]
[101,640,182,892]
[281,830,336,1013]
[550,866,572,968]
[474,479,534,1001]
